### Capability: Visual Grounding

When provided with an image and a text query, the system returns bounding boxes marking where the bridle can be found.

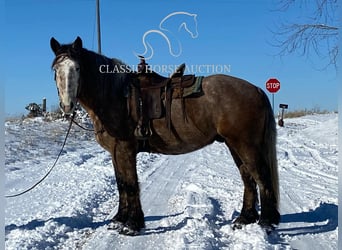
[53,53,82,112]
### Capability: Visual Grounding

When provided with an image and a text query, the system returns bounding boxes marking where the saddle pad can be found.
[183,76,204,97]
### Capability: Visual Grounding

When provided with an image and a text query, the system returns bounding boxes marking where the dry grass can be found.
[281,108,335,118]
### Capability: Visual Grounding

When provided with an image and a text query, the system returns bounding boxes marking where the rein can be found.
[72,119,106,135]
[5,112,76,198]
[72,119,94,132]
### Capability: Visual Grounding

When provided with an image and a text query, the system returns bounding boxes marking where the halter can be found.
[53,53,72,67]
[53,53,82,109]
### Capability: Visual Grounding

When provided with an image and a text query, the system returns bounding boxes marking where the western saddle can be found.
[134,56,198,139]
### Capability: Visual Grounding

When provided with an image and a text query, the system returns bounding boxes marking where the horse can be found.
[50,36,280,235]
[159,11,199,39]
[135,11,198,60]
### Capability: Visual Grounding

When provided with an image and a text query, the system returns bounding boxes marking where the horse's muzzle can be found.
[60,101,75,115]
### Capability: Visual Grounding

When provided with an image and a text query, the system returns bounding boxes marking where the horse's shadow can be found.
[5,213,188,238]
[5,215,110,234]
[142,202,338,242]
[6,202,337,242]
[142,212,211,236]
[277,202,338,236]
[141,197,229,236]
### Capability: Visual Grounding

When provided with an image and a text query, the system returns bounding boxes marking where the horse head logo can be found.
[135,11,199,60]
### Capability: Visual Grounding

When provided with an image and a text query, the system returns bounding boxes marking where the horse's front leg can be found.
[111,139,145,235]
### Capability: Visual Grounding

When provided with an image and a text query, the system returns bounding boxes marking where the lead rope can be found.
[72,119,94,132]
[5,112,76,198]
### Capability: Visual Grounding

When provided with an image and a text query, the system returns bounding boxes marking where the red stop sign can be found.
[266,78,280,93]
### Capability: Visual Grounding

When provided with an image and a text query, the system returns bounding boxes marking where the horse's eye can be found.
[75,67,80,72]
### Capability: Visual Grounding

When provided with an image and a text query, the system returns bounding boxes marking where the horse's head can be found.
[178,13,199,39]
[50,37,82,115]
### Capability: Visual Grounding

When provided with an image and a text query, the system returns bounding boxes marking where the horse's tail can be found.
[262,92,279,209]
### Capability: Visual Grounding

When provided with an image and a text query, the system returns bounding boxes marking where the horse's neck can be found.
[77,50,133,138]
[78,51,102,108]
[79,50,123,105]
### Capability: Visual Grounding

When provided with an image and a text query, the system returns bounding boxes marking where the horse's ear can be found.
[50,37,61,55]
[72,36,83,51]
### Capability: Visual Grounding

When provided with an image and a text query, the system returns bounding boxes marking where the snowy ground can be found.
[5,113,338,249]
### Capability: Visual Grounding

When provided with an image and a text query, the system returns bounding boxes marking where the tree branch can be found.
[271,0,338,69]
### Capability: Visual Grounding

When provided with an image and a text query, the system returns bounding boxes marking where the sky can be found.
[2,0,339,116]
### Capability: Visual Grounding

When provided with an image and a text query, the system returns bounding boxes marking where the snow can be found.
[5,113,338,249]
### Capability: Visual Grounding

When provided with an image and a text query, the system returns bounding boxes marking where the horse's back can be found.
[201,74,273,144]
[202,74,266,104]
[202,74,270,116]
[149,74,272,154]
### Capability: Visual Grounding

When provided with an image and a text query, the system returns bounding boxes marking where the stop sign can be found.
[266,78,280,93]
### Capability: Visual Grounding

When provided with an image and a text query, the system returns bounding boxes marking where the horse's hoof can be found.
[233,208,259,226]
[233,214,258,226]
[258,220,276,235]
[119,225,140,236]
[232,223,243,230]
[107,220,123,231]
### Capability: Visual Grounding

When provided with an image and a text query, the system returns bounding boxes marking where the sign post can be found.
[265,78,280,111]
[278,103,288,127]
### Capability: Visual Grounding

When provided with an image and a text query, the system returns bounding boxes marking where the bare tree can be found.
[272,0,338,69]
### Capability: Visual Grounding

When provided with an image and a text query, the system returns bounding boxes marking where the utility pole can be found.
[96,0,102,54]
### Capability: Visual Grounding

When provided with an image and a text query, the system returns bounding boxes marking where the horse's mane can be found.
[52,45,132,100]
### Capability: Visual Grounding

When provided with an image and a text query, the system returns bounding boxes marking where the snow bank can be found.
[5,114,338,249]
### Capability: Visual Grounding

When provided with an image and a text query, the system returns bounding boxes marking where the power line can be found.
[96,0,102,54]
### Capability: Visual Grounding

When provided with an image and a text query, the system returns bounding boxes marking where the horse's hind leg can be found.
[228,145,259,227]
[237,145,280,228]
[255,156,280,228]
[111,139,145,235]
